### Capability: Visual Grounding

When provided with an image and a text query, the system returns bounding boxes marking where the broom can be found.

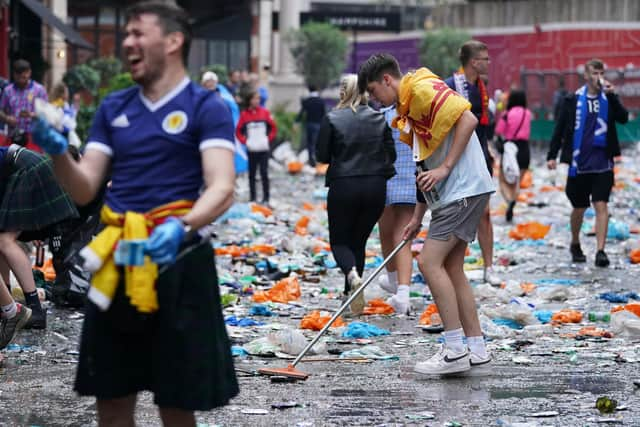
[257,238,410,380]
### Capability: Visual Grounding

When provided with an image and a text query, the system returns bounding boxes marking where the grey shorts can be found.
[428,193,490,243]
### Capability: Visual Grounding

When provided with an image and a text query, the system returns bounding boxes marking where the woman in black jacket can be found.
[316,74,396,314]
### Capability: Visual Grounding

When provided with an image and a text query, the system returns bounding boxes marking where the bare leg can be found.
[570,207,587,246]
[416,236,463,330]
[97,395,137,427]
[0,275,13,306]
[378,204,415,284]
[444,239,482,337]
[0,254,10,289]
[498,172,518,205]
[593,201,608,251]
[0,232,37,294]
[159,407,196,427]
[477,203,493,268]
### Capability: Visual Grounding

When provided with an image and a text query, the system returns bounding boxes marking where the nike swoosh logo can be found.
[470,358,491,366]
[443,352,469,363]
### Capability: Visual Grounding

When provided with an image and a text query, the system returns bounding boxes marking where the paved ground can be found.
[2,145,640,426]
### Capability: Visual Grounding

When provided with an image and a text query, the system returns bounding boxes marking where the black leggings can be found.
[248,151,269,202]
[327,176,387,293]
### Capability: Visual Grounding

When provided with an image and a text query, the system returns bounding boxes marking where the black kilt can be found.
[74,242,239,410]
[0,148,78,237]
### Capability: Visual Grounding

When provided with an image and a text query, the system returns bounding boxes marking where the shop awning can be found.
[20,0,94,50]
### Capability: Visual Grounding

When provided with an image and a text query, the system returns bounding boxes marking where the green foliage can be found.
[97,72,135,102]
[272,103,301,149]
[289,22,348,90]
[75,104,96,144]
[419,27,471,78]
[200,64,229,85]
[88,57,123,87]
[63,64,100,96]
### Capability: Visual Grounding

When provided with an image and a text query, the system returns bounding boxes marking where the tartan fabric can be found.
[0,148,78,232]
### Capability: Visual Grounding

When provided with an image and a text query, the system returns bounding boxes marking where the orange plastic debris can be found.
[251,203,273,217]
[215,245,250,257]
[299,310,346,330]
[253,276,301,303]
[34,258,56,282]
[520,282,537,294]
[418,304,440,325]
[611,303,640,317]
[539,185,560,192]
[287,161,304,174]
[315,163,329,175]
[363,298,395,315]
[630,249,640,264]
[312,241,331,254]
[519,170,532,189]
[417,229,428,239]
[251,244,277,255]
[551,309,583,324]
[516,191,535,202]
[294,216,310,235]
[509,222,551,240]
[576,326,613,338]
[302,202,315,211]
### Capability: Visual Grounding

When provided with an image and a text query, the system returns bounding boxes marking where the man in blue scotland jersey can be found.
[547,58,628,268]
[32,2,238,425]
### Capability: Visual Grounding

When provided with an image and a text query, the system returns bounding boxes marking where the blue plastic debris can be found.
[533,278,580,286]
[231,346,248,357]
[607,220,630,240]
[492,318,524,330]
[534,310,553,324]
[249,304,274,316]
[224,316,265,327]
[342,322,390,338]
[599,292,640,303]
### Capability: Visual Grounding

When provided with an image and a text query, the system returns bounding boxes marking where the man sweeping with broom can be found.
[358,53,495,376]
[32,2,238,425]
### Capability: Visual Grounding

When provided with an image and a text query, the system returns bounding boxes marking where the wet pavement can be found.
[1,144,640,426]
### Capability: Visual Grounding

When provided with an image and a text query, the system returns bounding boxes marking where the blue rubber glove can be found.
[145,217,185,265]
[32,118,69,155]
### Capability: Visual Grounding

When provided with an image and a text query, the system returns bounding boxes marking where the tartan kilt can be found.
[0,148,78,234]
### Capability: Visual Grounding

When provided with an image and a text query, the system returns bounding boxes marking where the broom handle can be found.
[291,238,410,368]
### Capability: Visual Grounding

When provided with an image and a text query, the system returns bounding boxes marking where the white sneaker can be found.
[347,269,365,315]
[386,294,410,315]
[466,352,493,376]
[378,274,397,294]
[414,345,470,375]
[483,267,502,287]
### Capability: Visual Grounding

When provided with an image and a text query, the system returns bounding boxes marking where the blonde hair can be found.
[335,74,367,112]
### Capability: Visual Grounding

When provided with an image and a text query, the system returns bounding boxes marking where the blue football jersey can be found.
[577,95,612,173]
[86,78,234,213]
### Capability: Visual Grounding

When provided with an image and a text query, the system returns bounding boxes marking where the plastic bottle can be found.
[35,243,45,267]
[588,311,611,322]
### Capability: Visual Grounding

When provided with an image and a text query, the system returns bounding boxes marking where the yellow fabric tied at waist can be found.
[79,200,194,313]
[392,67,471,161]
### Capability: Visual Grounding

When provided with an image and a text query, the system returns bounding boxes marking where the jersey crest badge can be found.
[162,111,188,134]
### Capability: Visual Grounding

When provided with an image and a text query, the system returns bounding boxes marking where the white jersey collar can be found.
[139,77,190,112]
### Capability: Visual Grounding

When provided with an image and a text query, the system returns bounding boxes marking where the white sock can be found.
[1,301,17,319]
[443,328,465,354]
[467,335,488,358]
[396,284,410,300]
[386,270,398,287]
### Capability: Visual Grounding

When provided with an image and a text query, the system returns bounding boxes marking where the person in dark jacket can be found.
[547,58,629,267]
[297,85,326,167]
[316,74,396,315]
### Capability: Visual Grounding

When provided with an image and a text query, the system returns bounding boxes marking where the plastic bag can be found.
[508,222,551,240]
[363,298,395,315]
[502,141,520,184]
[299,310,345,330]
[418,303,440,325]
[551,309,583,324]
[253,275,301,303]
[342,322,390,338]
